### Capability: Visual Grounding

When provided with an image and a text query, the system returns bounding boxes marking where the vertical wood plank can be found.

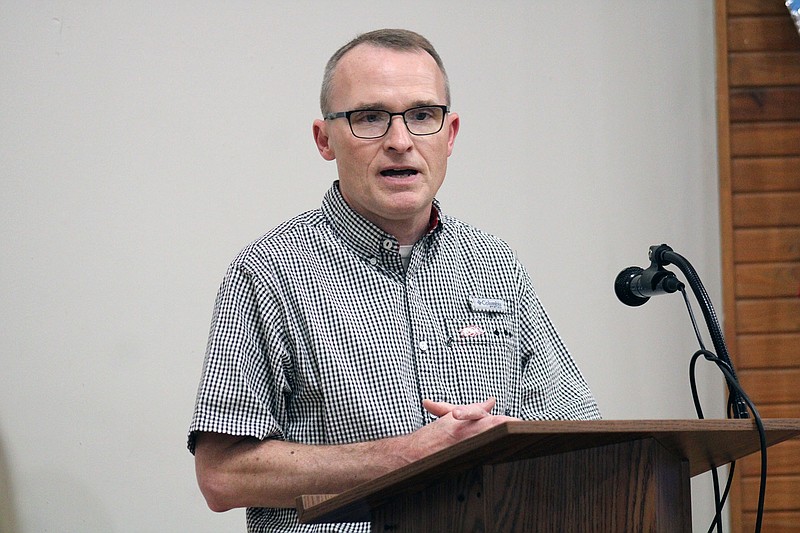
[726,0,790,16]
[733,228,800,262]
[735,262,800,297]
[736,299,800,333]
[728,17,800,52]
[732,192,800,226]
[736,333,800,368]
[731,157,800,192]
[730,123,800,157]
[729,53,800,87]
[729,89,800,122]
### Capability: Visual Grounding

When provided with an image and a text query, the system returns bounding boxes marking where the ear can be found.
[313,119,336,161]
[445,112,460,157]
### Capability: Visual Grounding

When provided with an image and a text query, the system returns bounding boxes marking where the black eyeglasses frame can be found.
[323,105,449,139]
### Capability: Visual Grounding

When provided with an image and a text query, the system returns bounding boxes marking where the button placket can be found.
[404,273,447,412]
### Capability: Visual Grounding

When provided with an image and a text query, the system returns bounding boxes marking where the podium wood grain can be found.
[296,419,800,532]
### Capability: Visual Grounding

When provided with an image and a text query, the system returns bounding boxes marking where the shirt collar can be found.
[321,181,443,263]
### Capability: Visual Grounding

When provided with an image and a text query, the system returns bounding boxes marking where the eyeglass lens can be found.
[349,106,445,139]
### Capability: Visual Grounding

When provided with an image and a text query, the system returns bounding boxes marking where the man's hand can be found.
[389,397,515,466]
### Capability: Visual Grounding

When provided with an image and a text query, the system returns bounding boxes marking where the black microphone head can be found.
[614,266,650,307]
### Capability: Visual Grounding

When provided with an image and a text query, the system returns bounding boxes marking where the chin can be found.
[380,193,429,212]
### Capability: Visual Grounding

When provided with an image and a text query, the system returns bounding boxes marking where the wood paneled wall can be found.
[716,0,800,531]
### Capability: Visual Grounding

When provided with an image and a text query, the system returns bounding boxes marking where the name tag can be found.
[469,297,507,313]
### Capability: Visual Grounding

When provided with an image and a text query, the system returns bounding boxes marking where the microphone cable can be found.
[679,286,767,533]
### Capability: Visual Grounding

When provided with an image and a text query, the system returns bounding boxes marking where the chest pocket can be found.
[445,314,519,416]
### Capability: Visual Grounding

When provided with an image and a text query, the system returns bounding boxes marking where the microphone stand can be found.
[647,244,749,419]
[624,244,766,532]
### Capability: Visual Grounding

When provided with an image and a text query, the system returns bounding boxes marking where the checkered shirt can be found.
[188,181,601,532]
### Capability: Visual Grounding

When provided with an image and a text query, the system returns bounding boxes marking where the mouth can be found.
[380,168,418,178]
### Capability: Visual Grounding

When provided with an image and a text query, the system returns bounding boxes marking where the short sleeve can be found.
[187,263,289,453]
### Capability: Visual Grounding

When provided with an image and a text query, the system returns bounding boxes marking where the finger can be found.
[480,397,497,412]
[424,397,499,419]
[451,406,487,420]
[452,397,497,420]
[422,399,458,417]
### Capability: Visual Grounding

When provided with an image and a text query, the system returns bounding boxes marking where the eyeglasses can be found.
[323,105,449,139]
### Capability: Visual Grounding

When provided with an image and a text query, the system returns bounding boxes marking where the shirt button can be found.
[369,257,378,266]
[382,239,394,250]
[418,340,428,352]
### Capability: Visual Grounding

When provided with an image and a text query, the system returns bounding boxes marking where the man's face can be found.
[313,45,459,241]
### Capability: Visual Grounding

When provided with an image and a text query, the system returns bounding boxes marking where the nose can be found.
[382,115,413,152]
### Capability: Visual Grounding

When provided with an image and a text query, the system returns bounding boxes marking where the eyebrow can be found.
[349,100,440,111]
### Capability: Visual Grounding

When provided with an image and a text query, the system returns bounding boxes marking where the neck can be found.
[379,205,438,245]
[335,184,436,245]
[386,221,428,246]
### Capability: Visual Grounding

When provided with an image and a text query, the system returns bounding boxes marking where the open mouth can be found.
[380,168,418,177]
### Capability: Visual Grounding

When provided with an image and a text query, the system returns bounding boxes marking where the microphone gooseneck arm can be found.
[648,244,749,419]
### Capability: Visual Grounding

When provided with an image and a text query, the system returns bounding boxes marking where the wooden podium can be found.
[296,419,800,532]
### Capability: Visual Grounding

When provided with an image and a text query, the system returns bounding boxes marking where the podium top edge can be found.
[500,418,800,433]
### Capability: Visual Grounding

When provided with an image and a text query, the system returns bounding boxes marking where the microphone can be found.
[614,265,684,307]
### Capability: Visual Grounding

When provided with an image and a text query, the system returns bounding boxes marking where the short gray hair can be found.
[320,29,450,115]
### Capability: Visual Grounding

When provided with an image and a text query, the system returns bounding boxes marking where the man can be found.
[189,29,600,532]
